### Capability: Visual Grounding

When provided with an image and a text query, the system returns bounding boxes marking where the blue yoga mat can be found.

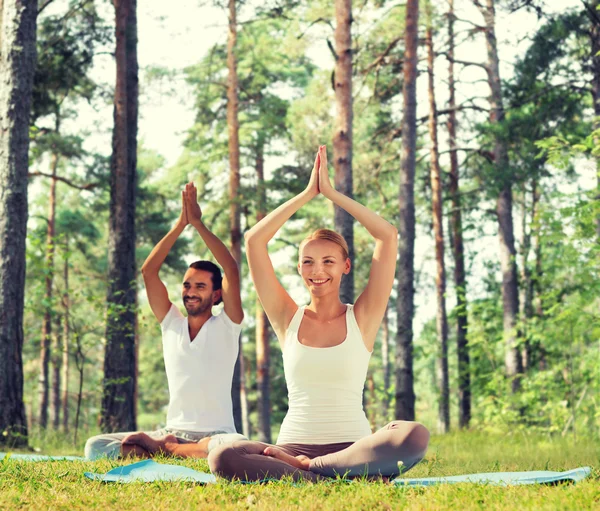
[0,453,85,462]
[393,467,592,486]
[84,459,216,484]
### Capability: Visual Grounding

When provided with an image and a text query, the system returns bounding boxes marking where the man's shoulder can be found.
[210,309,242,334]
[161,304,186,331]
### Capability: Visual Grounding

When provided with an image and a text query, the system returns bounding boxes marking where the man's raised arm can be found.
[185,183,244,324]
[141,190,188,323]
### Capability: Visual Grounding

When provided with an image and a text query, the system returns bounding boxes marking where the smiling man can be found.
[85,183,245,460]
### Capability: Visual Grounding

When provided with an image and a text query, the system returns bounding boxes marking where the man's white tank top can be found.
[276,304,372,445]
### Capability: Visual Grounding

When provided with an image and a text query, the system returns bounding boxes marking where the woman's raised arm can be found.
[244,152,321,345]
[318,145,398,351]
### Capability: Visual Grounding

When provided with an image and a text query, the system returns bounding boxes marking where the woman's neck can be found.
[306,295,346,321]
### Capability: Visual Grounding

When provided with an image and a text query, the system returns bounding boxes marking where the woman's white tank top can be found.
[276,304,372,445]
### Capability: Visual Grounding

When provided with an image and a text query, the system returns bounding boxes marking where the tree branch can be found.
[28,172,99,190]
[452,15,486,31]
[361,36,402,74]
[297,17,335,39]
[38,0,58,15]
[327,39,338,61]
[440,51,489,72]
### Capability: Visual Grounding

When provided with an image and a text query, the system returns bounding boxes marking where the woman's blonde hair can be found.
[299,229,349,260]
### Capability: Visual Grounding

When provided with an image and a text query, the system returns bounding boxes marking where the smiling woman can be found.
[299,230,350,292]
[207,146,429,482]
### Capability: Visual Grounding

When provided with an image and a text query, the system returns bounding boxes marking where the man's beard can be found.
[184,298,212,316]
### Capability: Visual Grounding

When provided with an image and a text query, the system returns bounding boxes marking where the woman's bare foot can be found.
[262,446,311,471]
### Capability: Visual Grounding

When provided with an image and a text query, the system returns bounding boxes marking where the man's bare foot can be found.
[122,433,178,455]
[262,446,311,471]
[121,443,151,458]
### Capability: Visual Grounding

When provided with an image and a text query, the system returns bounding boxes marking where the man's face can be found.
[181,268,219,316]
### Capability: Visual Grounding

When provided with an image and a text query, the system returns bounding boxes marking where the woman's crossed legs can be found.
[208,421,429,482]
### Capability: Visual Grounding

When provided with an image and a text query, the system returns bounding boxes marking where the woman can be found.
[209,146,429,481]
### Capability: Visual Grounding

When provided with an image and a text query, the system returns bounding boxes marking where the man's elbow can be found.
[380,226,398,243]
[140,264,157,277]
[224,263,240,281]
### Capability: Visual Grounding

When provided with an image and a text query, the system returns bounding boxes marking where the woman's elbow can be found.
[243,230,255,245]
[244,230,264,248]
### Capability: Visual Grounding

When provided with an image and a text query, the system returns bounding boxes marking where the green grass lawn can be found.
[1,432,598,510]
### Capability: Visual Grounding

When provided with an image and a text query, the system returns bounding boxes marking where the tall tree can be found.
[447,0,470,428]
[380,304,391,421]
[395,0,419,421]
[254,140,271,443]
[38,146,59,429]
[518,185,532,371]
[61,237,70,433]
[333,0,355,304]
[425,1,449,433]
[101,0,138,432]
[476,0,522,390]
[0,0,37,447]
[50,314,62,429]
[226,0,246,436]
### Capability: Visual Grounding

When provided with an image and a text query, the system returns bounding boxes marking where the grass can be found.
[1,432,598,510]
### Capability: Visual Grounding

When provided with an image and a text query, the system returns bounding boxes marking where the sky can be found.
[44,0,592,334]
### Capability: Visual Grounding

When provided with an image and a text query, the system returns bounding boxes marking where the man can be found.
[85,183,245,459]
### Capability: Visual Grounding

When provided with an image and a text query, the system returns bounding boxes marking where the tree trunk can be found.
[134,296,139,422]
[101,0,138,432]
[226,0,244,434]
[61,238,70,433]
[478,0,522,390]
[238,342,251,438]
[590,0,600,240]
[395,0,419,421]
[532,181,543,322]
[519,184,534,371]
[50,314,62,429]
[447,0,470,429]
[74,332,84,445]
[38,153,59,429]
[0,0,37,448]
[531,181,546,371]
[126,0,139,425]
[367,373,376,429]
[380,303,390,422]
[426,5,449,433]
[333,0,354,304]
[255,143,271,443]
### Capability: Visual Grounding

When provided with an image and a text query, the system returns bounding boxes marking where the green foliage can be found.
[32,0,111,123]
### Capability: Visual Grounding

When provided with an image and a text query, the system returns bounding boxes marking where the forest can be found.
[0,0,598,458]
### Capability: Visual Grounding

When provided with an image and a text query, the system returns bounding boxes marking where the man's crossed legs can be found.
[85,428,246,460]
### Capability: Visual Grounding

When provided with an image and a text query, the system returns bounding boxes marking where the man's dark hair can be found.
[188,261,223,305]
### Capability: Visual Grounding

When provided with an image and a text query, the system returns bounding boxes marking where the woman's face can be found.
[298,239,350,297]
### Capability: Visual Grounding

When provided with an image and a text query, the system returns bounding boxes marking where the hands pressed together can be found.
[306,145,335,199]
[178,182,203,228]
[262,445,312,471]
[179,145,332,229]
